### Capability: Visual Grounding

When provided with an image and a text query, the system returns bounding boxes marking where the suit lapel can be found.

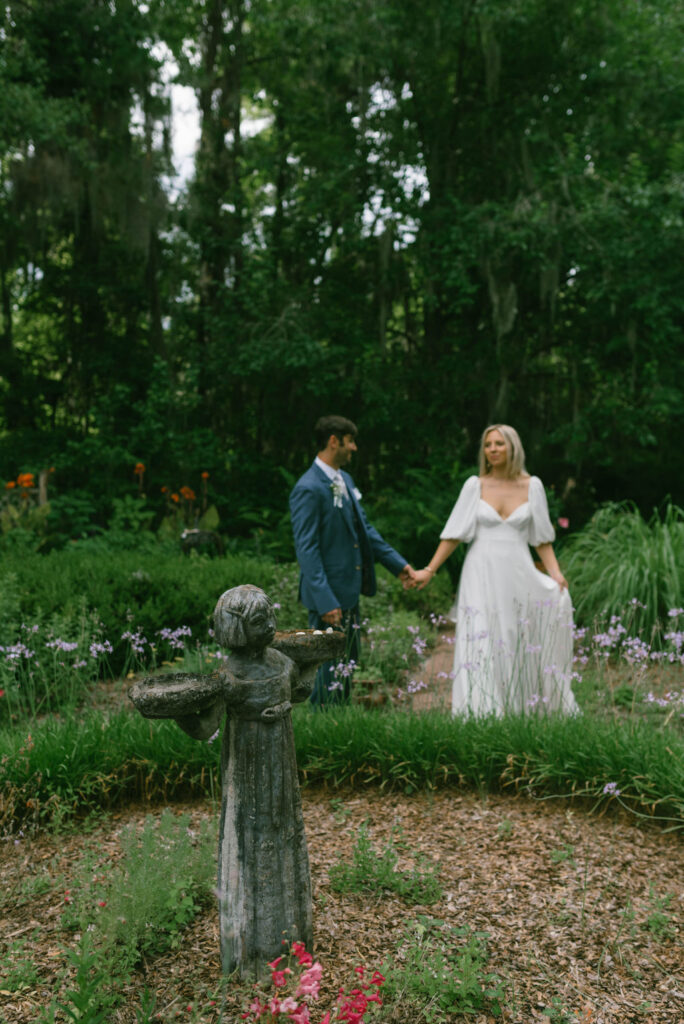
[313,462,357,541]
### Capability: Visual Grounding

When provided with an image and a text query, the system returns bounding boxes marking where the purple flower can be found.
[603,782,621,796]
[406,679,427,694]
[89,640,113,659]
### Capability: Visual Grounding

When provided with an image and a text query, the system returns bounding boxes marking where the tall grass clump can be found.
[564,502,684,636]
[2,705,682,832]
[0,711,220,829]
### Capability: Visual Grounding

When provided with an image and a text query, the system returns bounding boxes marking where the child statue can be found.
[129,584,345,978]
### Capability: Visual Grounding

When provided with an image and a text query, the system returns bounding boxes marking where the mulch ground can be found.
[2,788,682,1023]
[1,635,682,1023]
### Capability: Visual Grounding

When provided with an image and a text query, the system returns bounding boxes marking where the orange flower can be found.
[171,493,180,503]
[49,466,55,473]
[201,471,210,480]
[5,480,16,489]
[134,462,145,476]
[161,486,168,494]
[17,473,34,488]
[180,486,196,502]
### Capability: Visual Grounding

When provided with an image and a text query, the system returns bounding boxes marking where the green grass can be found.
[293,707,684,827]
[1,704,682,832]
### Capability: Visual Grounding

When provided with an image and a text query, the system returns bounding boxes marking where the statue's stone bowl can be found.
[271,628,347,665]
[128,671,223,718]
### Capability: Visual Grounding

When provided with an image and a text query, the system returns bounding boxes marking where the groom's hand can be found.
[399,565,418,590]
[321,607,343,626]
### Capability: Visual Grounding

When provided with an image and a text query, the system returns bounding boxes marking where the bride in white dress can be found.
[412,425,579,717]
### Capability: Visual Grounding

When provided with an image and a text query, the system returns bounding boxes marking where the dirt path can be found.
[409,625,455,711]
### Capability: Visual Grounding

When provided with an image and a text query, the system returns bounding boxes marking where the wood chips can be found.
[1,786,682,1023]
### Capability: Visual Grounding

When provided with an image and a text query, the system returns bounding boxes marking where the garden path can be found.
[408,624,455,711]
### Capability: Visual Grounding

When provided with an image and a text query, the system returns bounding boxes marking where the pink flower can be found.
[243,996,267,1019]
[291,941,313,966]
[287,1008,311,1024]
[558,517,569,529]
[272,968,291,988]
[295,961,323,999]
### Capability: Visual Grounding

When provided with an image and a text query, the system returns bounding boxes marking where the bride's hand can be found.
[413,569,434,591]
[550,570,568,590]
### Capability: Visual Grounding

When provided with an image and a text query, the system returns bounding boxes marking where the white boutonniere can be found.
[330,478,345,508]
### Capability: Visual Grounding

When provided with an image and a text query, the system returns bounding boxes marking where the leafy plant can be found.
[329,821,442,904]
[550,844,576,866]
[38,932,112,1024]
[88,809,215,964]
[381,916,505,1020]
[0,939,39,992]
[643,886,675,940]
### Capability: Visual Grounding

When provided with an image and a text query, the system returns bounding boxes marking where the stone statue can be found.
[128,584,345,978]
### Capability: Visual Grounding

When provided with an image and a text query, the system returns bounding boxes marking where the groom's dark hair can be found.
[315,415,358,450]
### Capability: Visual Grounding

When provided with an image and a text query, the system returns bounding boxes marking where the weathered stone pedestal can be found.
[128,585,345,978]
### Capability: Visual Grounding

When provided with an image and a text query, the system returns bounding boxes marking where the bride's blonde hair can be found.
[478,424,526,479]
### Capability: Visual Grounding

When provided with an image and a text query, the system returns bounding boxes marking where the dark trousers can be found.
[307,605,361,708]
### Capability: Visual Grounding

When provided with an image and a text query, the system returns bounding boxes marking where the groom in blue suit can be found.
[290,415,414,707]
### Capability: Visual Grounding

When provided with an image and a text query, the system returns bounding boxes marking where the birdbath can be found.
[128,584,346,978]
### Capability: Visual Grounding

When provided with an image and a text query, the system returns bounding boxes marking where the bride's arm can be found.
[413,539,460,590]
[534,542,568,590]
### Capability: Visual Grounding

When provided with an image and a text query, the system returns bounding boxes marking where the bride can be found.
[412,425,579,716]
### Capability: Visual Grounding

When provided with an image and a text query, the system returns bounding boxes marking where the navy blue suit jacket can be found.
[289,462,407,615]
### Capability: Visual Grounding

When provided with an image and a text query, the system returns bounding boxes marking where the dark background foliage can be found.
[1,0,683,556]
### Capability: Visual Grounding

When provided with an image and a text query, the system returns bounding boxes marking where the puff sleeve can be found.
[527,476,556,546]
[440,476,480,543]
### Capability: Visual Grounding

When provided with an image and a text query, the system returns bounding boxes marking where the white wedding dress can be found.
[441,476,579,717]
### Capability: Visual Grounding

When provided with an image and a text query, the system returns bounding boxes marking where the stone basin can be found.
[271,627,347,664]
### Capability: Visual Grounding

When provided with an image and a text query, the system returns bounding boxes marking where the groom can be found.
[289,414,414,707]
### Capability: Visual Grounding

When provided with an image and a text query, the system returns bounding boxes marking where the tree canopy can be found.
[1,0,683,540]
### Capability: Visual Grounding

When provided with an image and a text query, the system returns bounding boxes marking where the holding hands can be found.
[400,564,434,591]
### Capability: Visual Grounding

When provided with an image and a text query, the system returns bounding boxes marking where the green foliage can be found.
[381,916,505,1020]
[0,545,449,714]
[292,707,684,827]
[108,495,156,535]
[550,844,576,867]
[39,932,112,1024]
[329,821,442,904]
[2,703,683,831]
[0,597,111,718]
[96,809,216,962]
[358,609,436,688]
[2,0,683,549]
[0,939,39,993]
[0,546,294,677]
[565,502,684,633]
[642,886,676,940]
[542,997,578,1024]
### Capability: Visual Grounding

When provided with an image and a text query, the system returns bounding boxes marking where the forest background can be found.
[1,0,683,566]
